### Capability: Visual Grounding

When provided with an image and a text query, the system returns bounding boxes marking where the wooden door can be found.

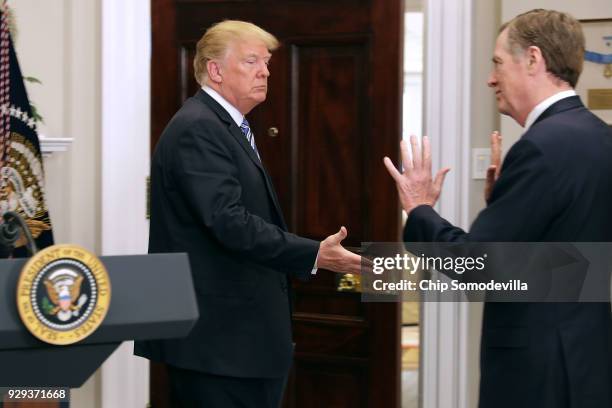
[151,1,403,406]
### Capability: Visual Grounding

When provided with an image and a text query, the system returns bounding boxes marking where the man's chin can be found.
[244,95,267,113]
[496,103,509,116]
[253,92,267,103]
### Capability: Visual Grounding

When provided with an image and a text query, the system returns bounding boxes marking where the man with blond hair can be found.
[135,20,362,407]
[385,9,611,408]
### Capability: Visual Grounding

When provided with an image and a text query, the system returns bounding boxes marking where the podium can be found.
[0,252,199,387]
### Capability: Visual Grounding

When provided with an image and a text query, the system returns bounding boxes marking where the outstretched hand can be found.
[484,131,502,202]
[316,226,364,275]
[383,135,450,215]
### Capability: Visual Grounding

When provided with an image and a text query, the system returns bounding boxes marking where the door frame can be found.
[422,1,473,408]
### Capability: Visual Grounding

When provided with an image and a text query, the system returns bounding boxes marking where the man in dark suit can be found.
[384,9,611,408]
[135,20,362,407]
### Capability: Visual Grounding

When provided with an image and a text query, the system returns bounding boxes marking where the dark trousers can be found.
[168,365,287,408]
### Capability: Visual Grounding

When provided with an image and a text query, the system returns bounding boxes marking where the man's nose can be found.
[487,71,496,88]
[259,62,270,77]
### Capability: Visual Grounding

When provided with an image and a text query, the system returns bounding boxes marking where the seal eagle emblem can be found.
[43,268,86,322]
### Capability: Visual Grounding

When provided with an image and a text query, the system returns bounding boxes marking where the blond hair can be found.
[500,9,585,87]
[193,20,279,85]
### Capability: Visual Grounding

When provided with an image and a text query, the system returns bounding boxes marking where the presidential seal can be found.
[16,244,111,345]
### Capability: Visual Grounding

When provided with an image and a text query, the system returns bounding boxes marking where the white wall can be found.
[469,1,501,221]
[12,0,101,251]
[11,0,150,406]
[11,1,102,407]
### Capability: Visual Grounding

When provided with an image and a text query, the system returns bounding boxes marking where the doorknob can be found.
[337,273,361,292]
[336,245,363,292]
[267,127,279,137]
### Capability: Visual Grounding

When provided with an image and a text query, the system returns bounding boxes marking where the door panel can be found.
[151,1,403,406]
[294,41,368,242]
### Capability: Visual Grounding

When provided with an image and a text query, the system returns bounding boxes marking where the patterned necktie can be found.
[240,118,260,160]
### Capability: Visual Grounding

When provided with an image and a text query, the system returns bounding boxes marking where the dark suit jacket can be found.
[135,90,319,378]
[404,97,612,408]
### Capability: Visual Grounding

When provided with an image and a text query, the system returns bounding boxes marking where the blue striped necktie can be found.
[240,118,260,160]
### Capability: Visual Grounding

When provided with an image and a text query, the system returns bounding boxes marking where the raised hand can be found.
[383,135,450,215]
[317,226,363,275]
[484,131,502,202]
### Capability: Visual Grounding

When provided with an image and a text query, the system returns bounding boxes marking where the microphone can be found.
[0,211,38,257]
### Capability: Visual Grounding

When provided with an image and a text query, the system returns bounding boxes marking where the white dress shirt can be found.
[202,85,244,127]
[523,89,576,132]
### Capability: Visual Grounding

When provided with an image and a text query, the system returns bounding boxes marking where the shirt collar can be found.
[202,85,244,127]
[523,89,576,131]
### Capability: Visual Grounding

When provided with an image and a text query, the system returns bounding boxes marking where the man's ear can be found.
[207,60,223,84]
[526,45,544,74]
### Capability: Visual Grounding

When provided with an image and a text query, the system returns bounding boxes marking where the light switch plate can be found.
[472,148,491,179]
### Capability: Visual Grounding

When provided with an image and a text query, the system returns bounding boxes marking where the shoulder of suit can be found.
[165,97,227,131]
[178,96,220,121]
[154,97,231,151]
[522,107,601,149]
[519,107,612,170]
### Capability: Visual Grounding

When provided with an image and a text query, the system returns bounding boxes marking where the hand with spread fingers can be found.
[383,135,451,216]
[484,131,502,202]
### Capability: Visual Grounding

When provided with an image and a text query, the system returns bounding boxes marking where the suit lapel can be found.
[195,90,264,171]
[195,90,287,228]
[227,122,288,228]
[227,122,265,171]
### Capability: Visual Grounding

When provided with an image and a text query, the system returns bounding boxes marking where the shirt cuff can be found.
[311,250,319,275]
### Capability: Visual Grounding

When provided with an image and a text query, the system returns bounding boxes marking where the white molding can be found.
[421,1,473,408]
[100,0,151,407]
[38,135,73,156]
